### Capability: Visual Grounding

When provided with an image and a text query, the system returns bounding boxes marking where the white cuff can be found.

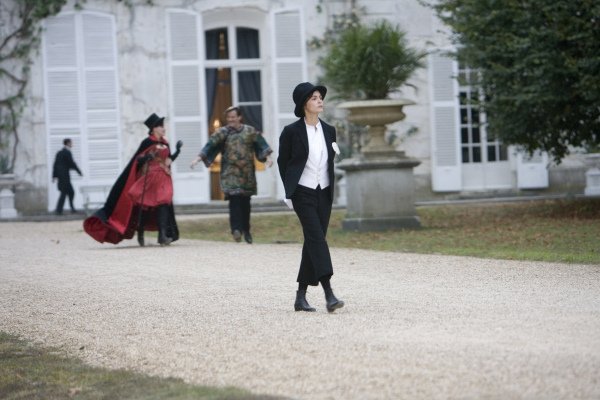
[284,198,293,210]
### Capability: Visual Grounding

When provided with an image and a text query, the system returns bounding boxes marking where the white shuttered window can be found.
[428,52,461,191]
[166,10,209,204]
[43,12,121,211]
[271,8,306,199]
[271,9,305,129]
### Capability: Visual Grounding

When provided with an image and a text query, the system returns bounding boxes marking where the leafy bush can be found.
[318,20,427,100]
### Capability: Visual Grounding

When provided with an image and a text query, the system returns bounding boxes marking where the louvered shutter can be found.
[44,14,83,210]
[166,10,208,204]
[44,12,121,211]
[429,52,461,191]
[271,8,306,199]
[82,13,121,182]
[516,150,549,188]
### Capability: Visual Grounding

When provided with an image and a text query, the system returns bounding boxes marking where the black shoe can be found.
[55,211,63,216]
[232,230,242,243]
[158,235,172,247]
[156,204,172,246]
[243,231,252,244]
[294,290,316,312]
[71,209,78,214]
[325,288,344,313]
[137,230,145,247]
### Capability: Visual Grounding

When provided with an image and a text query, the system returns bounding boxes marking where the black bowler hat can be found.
[144,113,165,134]
[292,82,327,118]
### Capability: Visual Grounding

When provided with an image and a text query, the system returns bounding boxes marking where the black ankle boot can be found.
[137,209,147,247]
[324,288,344,313]
[157,205,172,246]
[294,290,316,312]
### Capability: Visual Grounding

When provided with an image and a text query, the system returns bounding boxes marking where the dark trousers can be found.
[292,185,333,286]
[229,195,251,234]
[56,184,75,214]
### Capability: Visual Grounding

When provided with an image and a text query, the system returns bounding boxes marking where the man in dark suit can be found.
[52,138,82,215]
[277,82,344,313]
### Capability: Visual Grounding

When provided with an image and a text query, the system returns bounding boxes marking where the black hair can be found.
[63,138,71,146]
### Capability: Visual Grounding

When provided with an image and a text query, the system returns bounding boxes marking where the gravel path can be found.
[1,219,599,400]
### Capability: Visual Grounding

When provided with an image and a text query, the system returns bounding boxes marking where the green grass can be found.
[0,332,287,400]
[178,198,600,264]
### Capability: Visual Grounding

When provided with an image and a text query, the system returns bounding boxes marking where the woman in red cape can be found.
[84,113,182,246]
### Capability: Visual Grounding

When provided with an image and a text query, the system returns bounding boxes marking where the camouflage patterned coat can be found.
[199,124,272,198]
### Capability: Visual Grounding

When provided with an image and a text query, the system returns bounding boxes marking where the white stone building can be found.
[4,0,588,214]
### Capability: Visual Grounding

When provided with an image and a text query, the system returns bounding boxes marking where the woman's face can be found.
[304,90,324,116]
[152,124,166,139]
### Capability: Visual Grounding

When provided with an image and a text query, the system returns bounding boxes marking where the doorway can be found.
[204,26,264,200]
[458,64,511,190]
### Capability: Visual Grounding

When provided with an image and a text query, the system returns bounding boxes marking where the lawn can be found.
[0,332,286,400]
[177,197,600,265]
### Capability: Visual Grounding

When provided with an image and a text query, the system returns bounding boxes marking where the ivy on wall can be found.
[0,0,153,174]
[0,0,67,173]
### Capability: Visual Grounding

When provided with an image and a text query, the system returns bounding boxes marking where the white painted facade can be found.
[7,0,588,213]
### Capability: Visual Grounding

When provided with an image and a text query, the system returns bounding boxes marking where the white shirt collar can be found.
[304,118,322,131]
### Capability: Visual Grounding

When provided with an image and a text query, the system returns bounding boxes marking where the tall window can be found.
[458,63,507,164]
[205,27,263,133]
[204,25,264,199]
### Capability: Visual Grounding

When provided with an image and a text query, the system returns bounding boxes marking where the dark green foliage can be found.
[424,0,600,163]
[318,19,427,100]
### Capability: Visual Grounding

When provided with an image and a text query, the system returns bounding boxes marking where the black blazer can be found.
[52,147,82,191]
[277,118,336,203]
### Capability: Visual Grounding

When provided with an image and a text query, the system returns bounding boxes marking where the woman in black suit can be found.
[277,82,344,313]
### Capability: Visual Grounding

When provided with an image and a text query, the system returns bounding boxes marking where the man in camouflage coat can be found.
[190,106,273,244]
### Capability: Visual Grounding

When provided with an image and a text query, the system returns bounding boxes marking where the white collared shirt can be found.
[298,118,330,190]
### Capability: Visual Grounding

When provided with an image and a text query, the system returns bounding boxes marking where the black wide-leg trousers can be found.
[292,185,333,286]
[229,195,251,234]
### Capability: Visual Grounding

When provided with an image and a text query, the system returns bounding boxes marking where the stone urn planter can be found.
[337,99,415,158]
[336,99,421,231]
[0,173,18,219]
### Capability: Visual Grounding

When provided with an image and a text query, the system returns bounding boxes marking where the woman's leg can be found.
[137,209,148,247]
[157,204,172,246]
[293,186,333,286]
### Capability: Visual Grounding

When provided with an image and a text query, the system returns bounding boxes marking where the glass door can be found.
[458,63,511,190]
[204,26,264,199]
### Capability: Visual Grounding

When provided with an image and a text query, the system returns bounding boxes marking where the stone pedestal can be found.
[334,168,347,206]
[584,154,600,196]
[337,154,421,231]
[336,98,420,231]
[584,168,600,196]
[0,174,18,219]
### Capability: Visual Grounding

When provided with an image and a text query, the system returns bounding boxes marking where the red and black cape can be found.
[83,137,179,244]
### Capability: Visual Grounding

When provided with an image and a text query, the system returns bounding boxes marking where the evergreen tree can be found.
[425,0,600,162]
